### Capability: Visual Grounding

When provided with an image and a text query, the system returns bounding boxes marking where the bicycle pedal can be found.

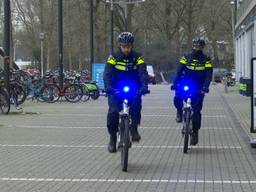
[118,142,132,149]
[117,143,123,150]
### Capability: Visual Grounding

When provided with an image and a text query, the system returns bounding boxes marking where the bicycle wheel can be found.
[121,117,130,172]
[11,83,27,105]
[64,84,83,103]
[90,90,100,100]
[40,84,60,103]
[81,85,90,102]
[183,109,191,154]
[0,88,10,114]
[16,85,27,105]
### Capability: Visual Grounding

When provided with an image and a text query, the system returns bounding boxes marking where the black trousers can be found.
[174,92,204,131]
[107,94,142,135]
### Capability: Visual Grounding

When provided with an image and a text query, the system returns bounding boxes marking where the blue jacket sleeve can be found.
[103,54,116,91]
[173,64,186,85]
[203,58,213,89]
[136,55,148,89]
[203,67,213,89]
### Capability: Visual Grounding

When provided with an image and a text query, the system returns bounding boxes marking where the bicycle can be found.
[0,83,10,114]
[182,86,193,154]
[27,78,60,103]
[43,73,83,103]
[172,84,205,153]
[10,79,27,106]
[82,81,100,101]
[75,74,99,102]
[59,77,83,103]
[109,86,150,172]
[67,74,90,102]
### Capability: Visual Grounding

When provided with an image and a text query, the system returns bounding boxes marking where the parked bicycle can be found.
[0,80,10,114]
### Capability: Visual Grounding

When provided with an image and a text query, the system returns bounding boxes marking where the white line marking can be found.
[0,144,242,149]
[39,114,226,118]
[6,125,232,130]
[0,178,254,184]
[46,106,224,110]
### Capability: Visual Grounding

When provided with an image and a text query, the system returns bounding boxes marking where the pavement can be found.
[0,84,255,192]
[218,84,256,141]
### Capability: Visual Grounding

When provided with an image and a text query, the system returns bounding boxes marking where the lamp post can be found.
[230,0,237,40]
[89,0,94,80]
[3,0,11,93]
[13,40,21,62]
[58,0,64,89]
[40,33,45,77]
[110,2,114,52]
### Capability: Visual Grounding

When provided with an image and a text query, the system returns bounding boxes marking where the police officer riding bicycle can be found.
[104,32,148,153]
[171,37,213,145]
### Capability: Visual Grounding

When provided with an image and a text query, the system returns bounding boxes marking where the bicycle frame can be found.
[121,99,129,116]
[182,97,193,133]
[118,98,131,148]
[108,85,149,171]
[118,95,131,172]
[184,97,192,109]
[179,84,204,153]
[28,79,47,98]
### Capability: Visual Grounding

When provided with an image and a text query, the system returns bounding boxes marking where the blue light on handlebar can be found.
[183,86,189,91]
[123,86,130,93]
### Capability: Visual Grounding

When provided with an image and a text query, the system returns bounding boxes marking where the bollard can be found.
[223,77,228,93]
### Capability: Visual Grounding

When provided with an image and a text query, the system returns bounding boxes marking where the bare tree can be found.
[8,0,233,71]
[202,0,233,67]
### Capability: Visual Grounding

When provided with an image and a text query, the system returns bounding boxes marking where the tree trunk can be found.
[46,45,50,70]
[67,1,73,70]
[186,0,193,50]
[212,40,220,67]
[78,0,83,70]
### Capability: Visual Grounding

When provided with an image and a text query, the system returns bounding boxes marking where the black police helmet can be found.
[192,37,206,48]
[118,32,134,44]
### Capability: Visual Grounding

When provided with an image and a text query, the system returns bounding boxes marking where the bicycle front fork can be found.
[182,108,193,135]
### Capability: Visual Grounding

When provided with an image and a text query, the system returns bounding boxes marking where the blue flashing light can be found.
[183,86,189,91]
[123,86,130,93]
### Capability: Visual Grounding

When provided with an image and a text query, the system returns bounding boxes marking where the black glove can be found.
[139,87,149,95]
[171,84,176,91]
[105,87,115,94]
[201,87,209,93]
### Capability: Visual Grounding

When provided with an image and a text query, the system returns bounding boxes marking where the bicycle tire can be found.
[16,85,27,105]
[81,85,90,102]
[183,109,191,154]
[90,90,100,100]
[64,84,83,103]
[11,83,27,105]
[0,88,10,114]
[40,84,60,103]
[121,117,130,172]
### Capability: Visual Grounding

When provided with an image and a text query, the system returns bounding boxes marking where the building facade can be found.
[235,0,256,80]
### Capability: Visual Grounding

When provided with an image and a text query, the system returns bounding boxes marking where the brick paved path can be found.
[0,85,255,192]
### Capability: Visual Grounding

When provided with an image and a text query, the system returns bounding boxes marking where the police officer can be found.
[171,37,213,145]
[104,32,148,153]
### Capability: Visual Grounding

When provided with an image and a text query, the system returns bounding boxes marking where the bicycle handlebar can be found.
[107,89,150,96]
[170,85,206,95]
